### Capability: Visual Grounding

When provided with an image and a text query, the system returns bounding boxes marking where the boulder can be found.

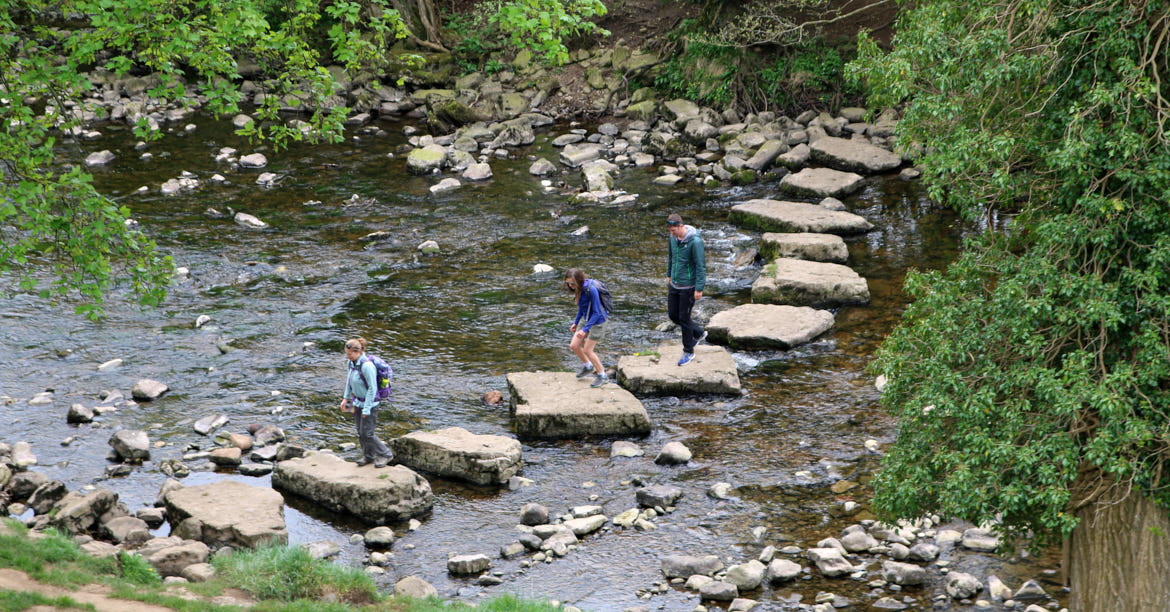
[961,527,1000,552]
[84,150,115,166]
[743,140,788,171]
[636,485,683,508]
[364,526,396,548]
[946,572,983,599]
[506,371,650,438]
[430,178,461,194]
[389,427,521,485]
[394,576,439,598]
[520,503,549,526]
[706,304,834,349]
[616,344,741,395]
[109,430,151,461]
[560,143,604,167]
[67,403,94,424]
[760,232,848,263]
[752,258,870,308]
[194,414,229,435]
[766,558,802,583]
[271,451,433,523]
[104,516,150,544]
[779,167,865,198]
[138,536,210,577]
[610,441,644,458]
[840,530,878,552]
[48,488,119,535]
[406,145,446,174]
[11,442,37,468]
[238,153,267,168]
[655,441,692,465]
[582,162,613,192]
[725,560,766,590]
[448,553,490,575]
[809,136,902,174]
[209,447,242,466]
[699,581,738,601]
[563,515,606,536]
[165,480,287,548]
[776,143,810,170]
[908,542,939,561]
[729,199,872,235]
[881,560,927,586]
[488,118,536,148]
[807,547,854,577]
[661,554,724,578]
[463,162,493,181]
[131,379,168,400]
[529,158,557,175]
[27,480,67,514]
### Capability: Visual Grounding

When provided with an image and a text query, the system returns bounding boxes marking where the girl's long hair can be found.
[564,268,586,303]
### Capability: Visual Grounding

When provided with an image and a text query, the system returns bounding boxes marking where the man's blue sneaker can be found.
[677,352,695,366]
[697,331,708,344]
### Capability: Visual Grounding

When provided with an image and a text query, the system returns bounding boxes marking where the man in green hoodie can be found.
[666,213,707,366]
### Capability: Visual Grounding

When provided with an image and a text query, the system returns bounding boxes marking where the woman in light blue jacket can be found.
[565,268,610,388]
[338,337,392,467]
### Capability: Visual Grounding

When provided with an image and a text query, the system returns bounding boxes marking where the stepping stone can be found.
[506,371,651,438]
[164,480,287,548]
[761,232,848,263]
[730,199,872,235]
[809,136,902,174]
[616,344,741,395]
[779,167,865,198]
[272,451,433,523]
[707,304,834,349]
[389,427,522,485]
[753,258,870,308]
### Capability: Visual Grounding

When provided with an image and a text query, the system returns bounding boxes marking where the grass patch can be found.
[0,590,94,611]
[211,545,377,604]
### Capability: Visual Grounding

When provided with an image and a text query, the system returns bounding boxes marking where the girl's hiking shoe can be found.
[576,363,594,378]
[590,374,609,388]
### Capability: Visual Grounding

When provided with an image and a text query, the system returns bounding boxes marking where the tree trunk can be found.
[1066,482,1170,611]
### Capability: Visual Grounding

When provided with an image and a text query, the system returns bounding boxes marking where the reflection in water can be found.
[0,115,1065,609]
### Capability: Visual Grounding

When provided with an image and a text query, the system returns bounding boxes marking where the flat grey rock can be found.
[389,427,521,485]
[779,167,865,198]
[752,258,870,308]
[661,554,724,578]
[271,451,433,523]
[165,480,287,548]
[617,344,741,395]
[810,136,902,174]
[706,304,834,349]
[132,378,169,400]
[730,199,872,235]
[506,371,650,438]
[761,232,848,263]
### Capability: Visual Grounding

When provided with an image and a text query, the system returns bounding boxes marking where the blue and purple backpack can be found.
[352,354,393,402]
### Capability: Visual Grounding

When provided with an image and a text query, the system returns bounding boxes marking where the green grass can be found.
[0,590,94,611]
[211,545,377,604]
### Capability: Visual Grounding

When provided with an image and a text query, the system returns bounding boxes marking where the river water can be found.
[1,114,1065,610]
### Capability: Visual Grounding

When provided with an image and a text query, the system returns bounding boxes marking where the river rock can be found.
[28,480,67,514]
[109,430,150,461]
[194,414,229,435]
[48,488,119,535]
[553,133,584,146]
[744,139,788,171]
[394,576,438,598]
[561,143,604,167]
[67,403,94,424]
[617,343,741,395]
[946,571,983,599]
[136,507,166,528]
[389,427,521,485]
[209,447,242,466]
[97,358,123,371]
[238,153,267,168]
[807,548,854,577]
[699,581,738,601]
[520,503,549,526]
[1013,579,1047,600]
[655,441,692,465]
[582,162,613,192]
[506,371,651,438]
[232,114,253,128]
[662,554,724,578]
[779,167,865,198]
[809,136,902,174]
[131,378,168,400]
[463,162,493,181]
[271,451,432,523]
[104,516,150,544]
[761,232,848,263]
[752,258,870,308]
[10,443,36,468]
[881,561,927,585]
[165,480,287,548]
[908,542,939,561]
[529,158,557,175]
[253,425,285,446]
[840,529,878,552]
[563,514,607,536]
[766,558,802,583]
[962,527,1000,552]
[730,199,872,235]
[610,441,644,458]
[571,505,603,518]
[430,177,461,193]
[540,527,579,556]
[637,485,683,508]
[726,560,766,590]
[364,526,396,548]
[706,304,834,349]
[406,145,446,174]
[776,143,811,170]
[234,212,267,228]
[448,553,490,575]
[84,150,115,166]
[987,575,1012,600]
[181,563,215,582]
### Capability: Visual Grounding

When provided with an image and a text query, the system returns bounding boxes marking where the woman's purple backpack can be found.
[355,354,393,401]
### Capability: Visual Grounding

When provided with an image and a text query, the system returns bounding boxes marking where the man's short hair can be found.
[667,213,683,226]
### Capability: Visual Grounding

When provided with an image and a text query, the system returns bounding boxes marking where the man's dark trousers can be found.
[668,285,705,353]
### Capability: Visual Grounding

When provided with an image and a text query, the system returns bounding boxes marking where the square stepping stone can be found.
[810,136,903,174]
[761,232,848,263]
[617,344,741,395]
[507,371,651,438]
[753,258,870,308]
[390,427,522,485]
[730,199,872,235]
[272,451,433,523]
[707,304,834,349]
[779,167,865,198]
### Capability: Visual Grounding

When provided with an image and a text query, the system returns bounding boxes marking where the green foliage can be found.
[117,552,160,586]
[850,0,1170,545]
[0,590,92,611]
[654,38,740,107]
[0,0,406,318]
[210,544,378,603]
[489,0,610,66]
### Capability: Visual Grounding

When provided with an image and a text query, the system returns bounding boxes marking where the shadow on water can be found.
[0,114,1065,610]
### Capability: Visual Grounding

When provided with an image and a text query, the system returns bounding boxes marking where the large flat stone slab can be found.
[272,451,433,524]
[810,136,902,174]
[164,480,287,548]
[389,427,522,486]
[779,167,865,198]
[761,232,848,263]
[507,372,651,438]
[617,344,741,395]
[753,258,870,308]
[706,304,834,349]
[730,199,872,235]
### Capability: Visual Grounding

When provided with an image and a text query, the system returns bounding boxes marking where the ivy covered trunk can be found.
[1066,481,1170,611]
